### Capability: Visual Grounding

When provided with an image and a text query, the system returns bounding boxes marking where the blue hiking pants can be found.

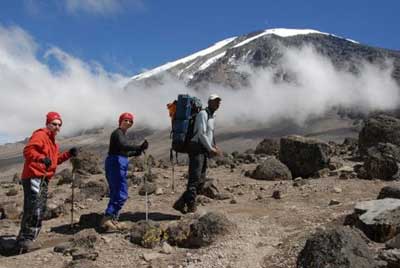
[104,155,129,218]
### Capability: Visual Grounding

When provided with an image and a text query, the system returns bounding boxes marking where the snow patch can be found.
[198,52,226,71]
[234,28,358,48]
[130,36,237,81]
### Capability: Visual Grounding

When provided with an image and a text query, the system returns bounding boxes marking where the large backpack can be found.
[167,94,202,154]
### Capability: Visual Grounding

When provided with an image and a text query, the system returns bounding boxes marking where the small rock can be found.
[197,195,212,205]
[142,252,163,261]
[12,173,20,184]
[155,187,163,195]
[329,171,339,176]
[71,249,99,261]
[6,188,18,196]
[333,187,342,193]
[272,190,281,199]
[101,236,112,244]
[329,199,341,206]
[159,242,174,254]
[293,177,306,187]
[339,173,350,180]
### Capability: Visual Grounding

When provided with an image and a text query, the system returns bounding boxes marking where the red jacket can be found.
[21,128,71,180]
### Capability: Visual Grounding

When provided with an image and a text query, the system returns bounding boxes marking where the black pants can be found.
[17,177,48,242]
[183,143,207,204]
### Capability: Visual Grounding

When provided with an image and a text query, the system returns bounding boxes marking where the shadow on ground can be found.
[51,211,181,235]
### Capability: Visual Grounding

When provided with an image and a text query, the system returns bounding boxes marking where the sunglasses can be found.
[123,119,133,123]
[51,122,62,127]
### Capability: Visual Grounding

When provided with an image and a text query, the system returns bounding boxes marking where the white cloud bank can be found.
[64,0,145,15]
[0,25,399,144]
[217,45,400,126]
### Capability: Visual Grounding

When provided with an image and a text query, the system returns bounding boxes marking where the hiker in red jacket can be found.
[16,111,78,253]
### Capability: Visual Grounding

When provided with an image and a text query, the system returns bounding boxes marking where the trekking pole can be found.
[70,166,75,229]
[143,152,149,222]
[70,153,79,229]
[170,149,175,193]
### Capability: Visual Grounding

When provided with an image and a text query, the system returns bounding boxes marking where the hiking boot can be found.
[17,239,41,254]
[173,195,187,214]
[100,215,119,233]
[186,201,197,213]
[112,220,129,231]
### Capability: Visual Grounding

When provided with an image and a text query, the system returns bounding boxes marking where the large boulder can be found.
[129,155,156,172]
[70,150,103,175]
[166,219,192,247]
[250,156,292,180]
[130,220,164,249]
[363,143,400,180]
[378,186,400,199]
[184,212,234,248]
[359,114,400,157]
[213,154,235,167]
[54,229,99,263]
[79,180,108,201]
[198,179,230,200]
[297,226,376,268]
[350,198,400,242]
[0,202,21,220]
[43,203,67,220]
[55,168,76,185]
[378,249,400,268]
[138,182,157,196]
[254,138,280,156]
[166,212,234,248]
[279,135,331,178]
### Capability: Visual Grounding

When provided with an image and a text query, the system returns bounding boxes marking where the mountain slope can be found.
[126,28,400,89]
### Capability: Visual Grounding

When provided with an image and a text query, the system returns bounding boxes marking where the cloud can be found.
[0,25,130,141]
[0,24,189,143]
[0,24,399,144]
[203,45,400,127]
[64,0,145,15]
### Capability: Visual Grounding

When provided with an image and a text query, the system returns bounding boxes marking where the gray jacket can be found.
[191,108,216,152]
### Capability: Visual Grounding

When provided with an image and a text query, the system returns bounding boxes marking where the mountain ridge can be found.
[126,28,400,90]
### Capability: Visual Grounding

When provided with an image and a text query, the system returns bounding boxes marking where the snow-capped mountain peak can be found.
[130,36,237,81]
[126,28,399,90]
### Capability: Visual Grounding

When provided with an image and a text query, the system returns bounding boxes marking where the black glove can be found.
[41,157,52,169]
[69,147,78,157]
[140,140,149,151]
[128,150,142,157]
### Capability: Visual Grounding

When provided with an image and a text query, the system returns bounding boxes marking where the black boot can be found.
[172,194,187,214]
[17,239,41,254]
[186,200,197,213]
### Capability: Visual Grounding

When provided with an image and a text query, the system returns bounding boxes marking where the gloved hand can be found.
[69,147,78,157]
[41,157,52,169]
[140,140,149,151]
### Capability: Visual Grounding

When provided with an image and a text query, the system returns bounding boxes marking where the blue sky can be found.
[0,0,398,76]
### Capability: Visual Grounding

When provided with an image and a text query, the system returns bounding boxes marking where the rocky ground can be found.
[4,113,400,268]
[0,153,397,268]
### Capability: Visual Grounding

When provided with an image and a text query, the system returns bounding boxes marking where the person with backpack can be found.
[173,94,222,213]
[16,111,78,253]
[100,112,149,232]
